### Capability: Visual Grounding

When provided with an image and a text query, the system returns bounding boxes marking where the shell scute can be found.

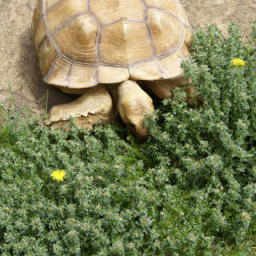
[90,0,146,25]
[46,0,88,34]
[44,55,71,86]
[158,48,187,78]
[38,38,57,76]
[53,14,99,63]
[147,8,184,57]
[144,0,190,26]
[34,17,46,53]
[32,0,43,31]
[45,0,64,10]
[68,65,98,88]
[100,21,153,66]
[98,66,129,84]
[129,60,163,80]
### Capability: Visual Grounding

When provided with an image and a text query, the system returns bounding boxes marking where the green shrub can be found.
[143,23,256,254]
[0,23,256,255]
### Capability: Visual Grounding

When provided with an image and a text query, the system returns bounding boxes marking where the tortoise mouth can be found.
[126,122,148,142]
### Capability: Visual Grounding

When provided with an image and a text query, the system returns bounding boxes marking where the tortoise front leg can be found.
[107,80,155,142]
[45,84,117,129]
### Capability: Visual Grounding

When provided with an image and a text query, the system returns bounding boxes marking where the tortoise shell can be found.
[32,0,191,89]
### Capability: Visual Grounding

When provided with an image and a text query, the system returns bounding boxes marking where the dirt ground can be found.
[0,0,76,118]
[0,0,256,118]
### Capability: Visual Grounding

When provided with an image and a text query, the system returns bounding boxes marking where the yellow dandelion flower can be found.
[231,58,245,67]
[51,170,66,182]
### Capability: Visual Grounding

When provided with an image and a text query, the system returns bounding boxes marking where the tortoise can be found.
[32,0,192,141]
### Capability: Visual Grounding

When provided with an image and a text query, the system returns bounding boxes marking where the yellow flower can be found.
[51,170,66,181]
[231,58,245,67]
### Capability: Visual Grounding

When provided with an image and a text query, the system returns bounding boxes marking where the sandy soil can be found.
[182,0,256,39]
[0,0,255,118]
[0,0,76,118]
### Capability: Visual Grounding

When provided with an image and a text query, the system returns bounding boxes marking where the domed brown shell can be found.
[32,0,191,89]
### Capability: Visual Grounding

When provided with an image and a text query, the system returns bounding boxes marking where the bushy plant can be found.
[143,23,256,254]
[0,23,256,255]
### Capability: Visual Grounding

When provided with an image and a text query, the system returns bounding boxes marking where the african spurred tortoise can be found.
[32,0,192,141]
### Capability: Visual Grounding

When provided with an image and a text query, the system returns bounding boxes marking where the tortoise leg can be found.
[107,80,155,142]
[144,77,196,99]
[46,84,117,129]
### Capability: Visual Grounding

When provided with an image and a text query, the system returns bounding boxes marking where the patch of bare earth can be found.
[182,0,256,40]
[0,0,76,122]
